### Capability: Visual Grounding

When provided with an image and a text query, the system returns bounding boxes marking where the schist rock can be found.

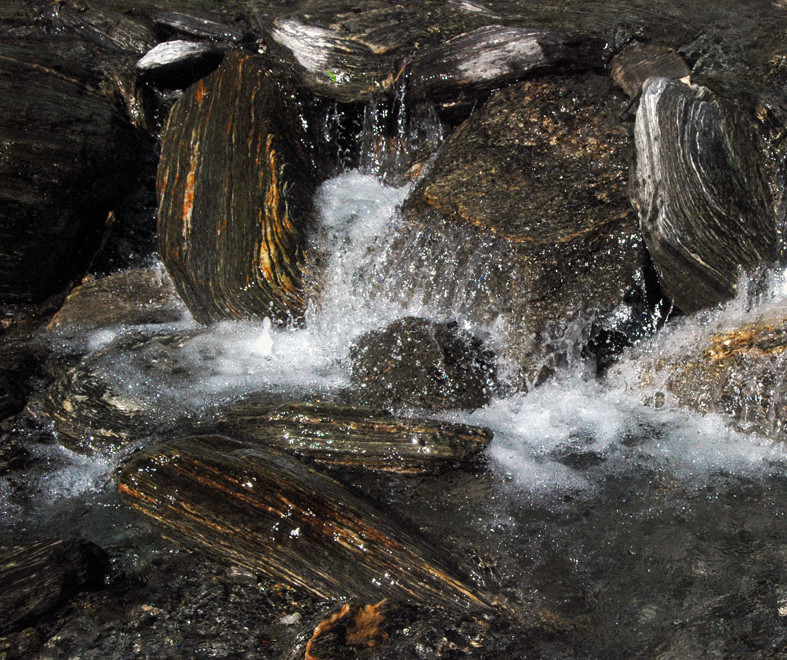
[610,43,691,100]
[0,538,108,635]
[349,317,498,411]
[119,434,498,612]
[398,74,647,383]
[136,40,225,88]
[46,267,186,336]
[0,37,141,303]
[633,77,780,314]
[157,51,320,325]
[408,25,606,109]
[216,399,493,473]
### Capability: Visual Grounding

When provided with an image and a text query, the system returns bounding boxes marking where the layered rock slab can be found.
[119,434,497,612]
[633,78,779,313]
[0,37,140,302]
[399,74,645,380]
[157,51,319,325]
[623,308,787,441]
[216,400,492,473]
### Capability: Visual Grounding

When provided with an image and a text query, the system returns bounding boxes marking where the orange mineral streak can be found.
[346,600,388,648]
[305,603,352,660]
[181,140,200,243]
[194,80,206,104]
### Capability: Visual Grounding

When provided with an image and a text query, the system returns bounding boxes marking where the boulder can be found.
[349,317,497,410]
[633,78,779,313]
[136,40,225,88]
[610,43,691,100]
[0,37,141,302]
[119,434,497,612]
[157,51,320,325]
[216,399,492,473]
[398,74,648,382]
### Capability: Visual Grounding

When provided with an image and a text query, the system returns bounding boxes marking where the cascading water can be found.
[3,97,787,657]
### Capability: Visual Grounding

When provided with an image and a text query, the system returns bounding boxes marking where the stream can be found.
[2,167,787,657]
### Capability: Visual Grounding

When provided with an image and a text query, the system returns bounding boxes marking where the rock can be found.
[0,37,142,303]
[610,43,691,100]
[44,329,220,454]
[397,74,647,382]
[408,25,606,108]
[267,0,478,103]
[136,40,224,88]
[633,309,787,441]
[216,399,492,473]
[633,77,779,313]
[349,317,497,410]
[0,369,24,423]
[151,10,247,42]
[46,267,187,337]
[157,51,320,325]
[119,434,497,612]
[0,538,108,635]
[39,3,157,55]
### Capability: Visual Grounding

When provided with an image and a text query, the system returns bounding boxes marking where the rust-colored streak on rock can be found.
[706,323,787,362]
[195,79,206,104]
[346,599,388,648]
[305,603,352,660]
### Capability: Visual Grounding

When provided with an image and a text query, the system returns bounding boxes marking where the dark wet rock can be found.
[43,329,223,454]
[0,37,142,303]
[0,538,108,635]
[633,78,780,314]
[267,0,480,103]
[349,317,497,410]
[39,3,157,55]
[640,309,787,441]
[0,369,24,423]
[157,51,319,325]
[151,10,247,42]
[46,267,186,337]
[136,39,224,88]
[610,43,691,101]
[408,25,607,109]
[119,434,498,612]
[216,399,492,473]
[399,74,647,382]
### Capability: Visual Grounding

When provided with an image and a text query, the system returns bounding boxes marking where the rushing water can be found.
[3,170,787,656]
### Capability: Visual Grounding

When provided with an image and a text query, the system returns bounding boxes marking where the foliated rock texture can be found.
[157,51,319,325]
[633,78,778,313]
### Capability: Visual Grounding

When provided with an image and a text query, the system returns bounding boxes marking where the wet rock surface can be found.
[350,317,498,410]
[400,73,646,381]
[634,309,787,441]
[0,35,141,303]
[119,434,498,612]
[633,77,780,313]
[157,51,320,325]
[0,538,108,636]
[46,267,186,337]
[216,399,492,473]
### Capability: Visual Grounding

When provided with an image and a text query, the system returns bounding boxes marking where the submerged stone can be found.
[119,434,497,612]
[0,539,107,635]
[46,267,186,337]
[157,51,319,325]
[217,399,492,473]
[399,74,647,382]
[633,78,779,313]
[349,317,497,410]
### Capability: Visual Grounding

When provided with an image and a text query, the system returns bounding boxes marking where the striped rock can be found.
[157,51,319,325]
